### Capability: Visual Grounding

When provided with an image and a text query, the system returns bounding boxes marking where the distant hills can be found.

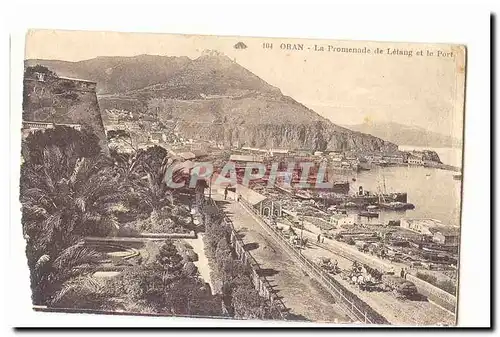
[25,54,398,152]
[344,121,462,148]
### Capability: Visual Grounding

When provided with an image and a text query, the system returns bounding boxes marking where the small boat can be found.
[294,190,312,200]
[359,211,379,218]
[380,201,415,210]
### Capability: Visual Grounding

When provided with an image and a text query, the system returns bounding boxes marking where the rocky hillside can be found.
[27,55,397,152]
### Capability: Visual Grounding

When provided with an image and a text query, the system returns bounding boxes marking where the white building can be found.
[400,218,445,235]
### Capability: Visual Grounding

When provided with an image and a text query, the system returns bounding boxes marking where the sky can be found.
[25,29,466,140]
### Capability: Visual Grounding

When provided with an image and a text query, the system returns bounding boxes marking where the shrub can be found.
[416,272,438,285]
[200,203,283,320]
[438,279,457,295]
[183,261,198,277]
[186,250,199,262]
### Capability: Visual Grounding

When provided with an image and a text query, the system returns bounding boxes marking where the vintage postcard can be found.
[19,29,465,326]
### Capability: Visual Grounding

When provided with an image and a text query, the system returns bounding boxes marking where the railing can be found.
[238,198,390,325]
[207,197,289,320]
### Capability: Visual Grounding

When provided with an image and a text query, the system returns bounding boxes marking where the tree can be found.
[20,129,124,304]
[131,154,187,228]
[119,240,221,316]
[154,240,184,283]
[133,167,174,226]
[50,275,120,310]
[24,65,57,79]
[138,145,169,175]
[231,280,267,319]
[22,126,101,165]
[21,148,122,251]
[107,128,138,152]
[45,245,118,309]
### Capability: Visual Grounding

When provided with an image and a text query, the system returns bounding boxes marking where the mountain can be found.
[344,121,462,148]
[26,54,397,152]
[25,55,191,95]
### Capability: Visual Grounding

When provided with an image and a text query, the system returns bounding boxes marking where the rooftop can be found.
[150,132,163,140]
[429,226,460,236]
[229,154,263,162]
[236,184,267,206]
[57,76,97,84]
[177,152,196,160]
[403,218,444,227]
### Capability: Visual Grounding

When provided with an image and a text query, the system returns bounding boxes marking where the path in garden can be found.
[184,234,214,294]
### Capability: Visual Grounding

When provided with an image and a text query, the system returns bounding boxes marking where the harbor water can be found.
[344,166,462,227]
[335,146,463,228]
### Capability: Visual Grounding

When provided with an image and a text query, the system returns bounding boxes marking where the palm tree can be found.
[35,243,107,306]
[133,165,174,227]
[132,155,190,229]
[20,145,125,304]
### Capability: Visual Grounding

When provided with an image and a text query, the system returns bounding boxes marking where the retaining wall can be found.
[85,231,196,243]
[406,274,457,313]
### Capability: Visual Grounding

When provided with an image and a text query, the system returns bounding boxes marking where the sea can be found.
[337,146,463,228]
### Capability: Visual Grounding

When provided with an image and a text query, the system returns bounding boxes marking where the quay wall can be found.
[406,274,457,314]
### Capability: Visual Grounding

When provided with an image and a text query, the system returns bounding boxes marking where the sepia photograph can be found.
[17,29,466,326]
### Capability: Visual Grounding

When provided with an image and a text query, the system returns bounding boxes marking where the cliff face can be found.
[174,119,395,152]
[145,91,397,152]
[22,75,108,152]
[421,150,442,163]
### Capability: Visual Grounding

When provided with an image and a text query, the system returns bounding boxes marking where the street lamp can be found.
[209,176,212,200]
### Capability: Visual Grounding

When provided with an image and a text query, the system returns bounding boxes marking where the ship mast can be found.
[378,173,387,204]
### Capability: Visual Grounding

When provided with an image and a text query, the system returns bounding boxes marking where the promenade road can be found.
[212,194,351,323]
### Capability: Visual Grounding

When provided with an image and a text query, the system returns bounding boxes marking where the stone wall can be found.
[406,274,456,313]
